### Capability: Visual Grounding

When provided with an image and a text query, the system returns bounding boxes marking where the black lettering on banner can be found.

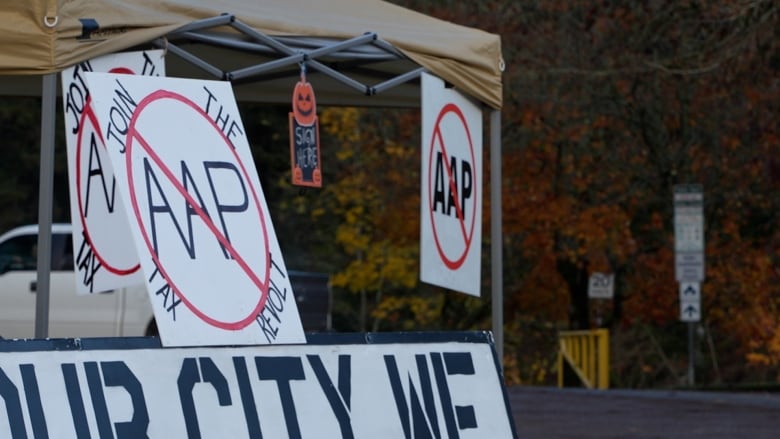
[85,131,117,216]
[384,352,478,439]
[105,80,138,153]
[202,86,244,148]
[432,152,472,219]
[255,357,305,439]
[76,231,101,292]
[63,362,151,438]
[64,61,93,134]
[84,361,113,438]
[101,361,150,438]
[62,363,92,438]
[20,364,49,438]
[431,353,478,434]
[149,265,181,320]
[0,366,28,438]
[307,355,354,439]
[385,354,440,439]
[178,358,232,439]
[232,357,264,438]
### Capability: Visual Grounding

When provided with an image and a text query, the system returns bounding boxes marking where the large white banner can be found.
[61,50,166,295]
[420,73,483,297]
[0,335,516,438]
[84,73,305,347]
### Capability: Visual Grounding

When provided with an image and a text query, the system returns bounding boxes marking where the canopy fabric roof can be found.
[0,0,503,108]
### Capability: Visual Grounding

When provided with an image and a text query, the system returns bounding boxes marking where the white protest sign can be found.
[0,334,516,438]
[85,73,306,346]
[61,50,165,294]
[420,73,483,297]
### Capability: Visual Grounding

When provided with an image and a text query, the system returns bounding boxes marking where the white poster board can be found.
[420,73,483,297]
[61,50,165,294]
[0,334,516,438]
[85,73,305,346]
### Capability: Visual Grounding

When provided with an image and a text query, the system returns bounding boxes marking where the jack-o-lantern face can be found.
[292,80,316,126]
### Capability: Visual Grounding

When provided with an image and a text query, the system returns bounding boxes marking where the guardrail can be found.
[558,328,609,389]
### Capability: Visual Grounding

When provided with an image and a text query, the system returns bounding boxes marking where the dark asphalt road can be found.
[507,386,780,439]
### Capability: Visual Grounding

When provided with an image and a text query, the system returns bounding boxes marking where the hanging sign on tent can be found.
[289,67,322,187]
[420,73,483,297]
[84,73,306,347]
[61,50,165,295]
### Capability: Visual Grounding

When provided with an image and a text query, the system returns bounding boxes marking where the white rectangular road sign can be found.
[680,299,701,322]
[673,185,704,252]
[588,273,614,299]
[420,73,483,297]
[61,50,166,294]
[679,282,701,322]
[679,282,701,301]
[676,252,705,282]
[85,73,306,347]
[674,184,705,282]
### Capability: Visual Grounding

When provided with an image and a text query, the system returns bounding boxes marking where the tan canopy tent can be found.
[0,0,505,356]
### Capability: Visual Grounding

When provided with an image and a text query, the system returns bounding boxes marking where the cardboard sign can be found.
[420,73,483,297]
[84,73,305,347]
[0,332,517,438]
[289,72,322,187]
[61,50,165,294]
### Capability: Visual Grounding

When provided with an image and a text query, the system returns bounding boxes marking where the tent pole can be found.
[490,110,503,368]
[34,73,57,339]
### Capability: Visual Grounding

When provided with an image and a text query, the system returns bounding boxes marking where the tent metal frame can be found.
[35,13,503,360]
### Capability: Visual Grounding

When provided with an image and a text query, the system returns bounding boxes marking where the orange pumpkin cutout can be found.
[312,169,322,186]
[292,78,316,126]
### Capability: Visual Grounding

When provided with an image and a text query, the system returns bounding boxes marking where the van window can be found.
[0,234,38,271]
[0,233,73,272]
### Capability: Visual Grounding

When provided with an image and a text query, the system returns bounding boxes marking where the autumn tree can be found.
[387,0,779,386]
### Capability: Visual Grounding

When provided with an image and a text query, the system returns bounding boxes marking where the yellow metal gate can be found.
[558,329,610,389]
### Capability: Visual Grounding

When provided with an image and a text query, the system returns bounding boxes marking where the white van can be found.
[0,224,156,339]
[0,224,332,339]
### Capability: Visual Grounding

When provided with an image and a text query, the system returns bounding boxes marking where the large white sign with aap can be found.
[85,73,305,347]
[420,73,483,297]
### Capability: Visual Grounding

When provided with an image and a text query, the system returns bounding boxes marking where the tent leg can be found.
[34,73,57,339]
[490,110,503,367]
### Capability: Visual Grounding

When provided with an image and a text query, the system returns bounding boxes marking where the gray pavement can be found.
[508,386,780,439]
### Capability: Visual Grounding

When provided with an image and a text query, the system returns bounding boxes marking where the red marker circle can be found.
[74,66,140,276]
[125,90,270,330]
[427,103,477,270]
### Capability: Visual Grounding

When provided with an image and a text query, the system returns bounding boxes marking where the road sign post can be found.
[674,184,704,386]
